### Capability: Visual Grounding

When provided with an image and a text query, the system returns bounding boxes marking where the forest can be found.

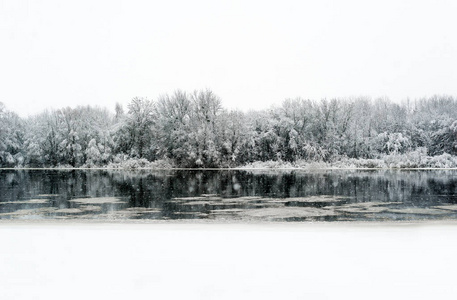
[2,90,457,169]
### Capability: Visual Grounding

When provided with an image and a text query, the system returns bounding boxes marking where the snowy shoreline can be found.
[3,166,457,170]
[2,221,457,299]
[2,218,457,226]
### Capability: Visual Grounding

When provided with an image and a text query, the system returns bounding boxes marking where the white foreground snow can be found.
[1,222,456,300]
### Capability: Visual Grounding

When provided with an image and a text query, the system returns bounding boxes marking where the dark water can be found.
[2,169,457,222]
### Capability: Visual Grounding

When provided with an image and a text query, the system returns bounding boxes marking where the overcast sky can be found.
[1,0,457,116]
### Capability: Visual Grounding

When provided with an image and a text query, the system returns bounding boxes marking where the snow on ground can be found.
[1,221,457,300]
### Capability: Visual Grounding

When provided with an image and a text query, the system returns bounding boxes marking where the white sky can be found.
[1,0,457,116]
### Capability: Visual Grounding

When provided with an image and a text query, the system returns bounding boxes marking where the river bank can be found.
[1,221,456,299]
[4,150,457,170]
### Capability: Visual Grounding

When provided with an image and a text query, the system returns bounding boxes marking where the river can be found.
[2,169,457,222]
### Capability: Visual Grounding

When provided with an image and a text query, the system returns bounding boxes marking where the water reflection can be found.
[1,169,457,222]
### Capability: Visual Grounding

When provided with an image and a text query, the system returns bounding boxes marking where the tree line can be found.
[1,90,457,168]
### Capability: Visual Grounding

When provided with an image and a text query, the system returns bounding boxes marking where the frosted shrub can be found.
[334,158,385,168]
[355,158,386,168]
[240,160,295,169]
[107,158,173,169]
[294,160,330,169]
[429,153,457,168]
[378,149,457,168]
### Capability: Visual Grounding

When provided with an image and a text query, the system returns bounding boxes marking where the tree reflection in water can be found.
[1,169,457,221]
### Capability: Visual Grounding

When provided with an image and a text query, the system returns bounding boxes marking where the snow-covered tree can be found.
[116,97,157,160]
[0,102,24,167]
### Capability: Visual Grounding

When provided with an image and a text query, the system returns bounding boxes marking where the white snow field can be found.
[1,221,457,300]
